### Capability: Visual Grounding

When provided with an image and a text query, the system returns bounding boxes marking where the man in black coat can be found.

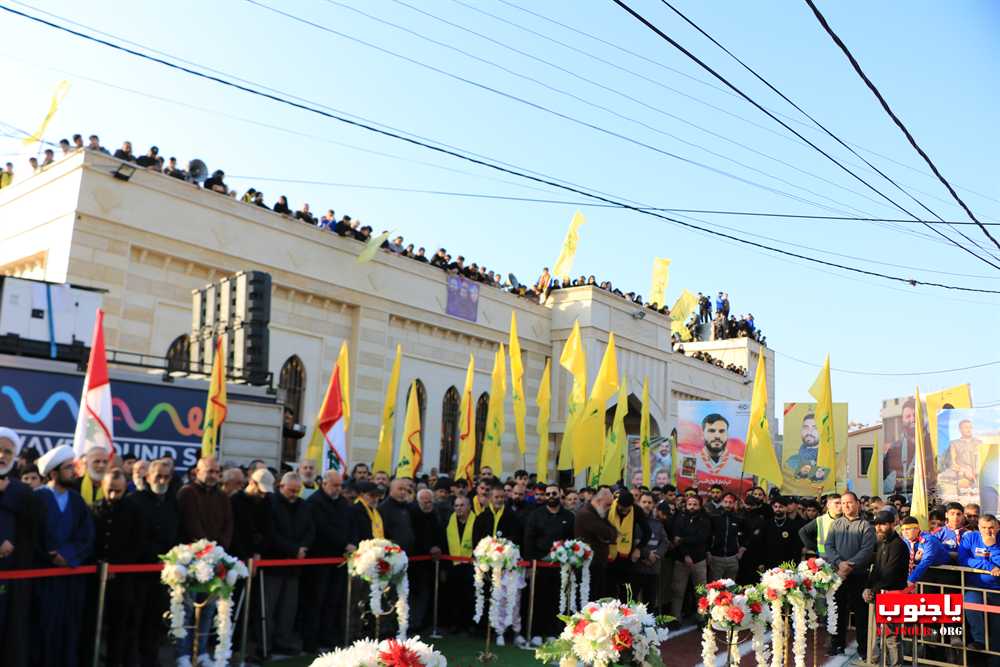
[607,491,650,603]
[668,494,712,622]
[230,468,274,562]
[130,459,180,667]
[379,479,420,554]
[738,487,772,584]
[265,472,315,655]
[523,484,575,642]
[473,481,523,546]
[862,512,908,667]
[411,488,445,633]
[760,497,805,570]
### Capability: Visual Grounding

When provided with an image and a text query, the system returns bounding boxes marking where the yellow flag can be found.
[925,384,972,460]
[200,337,228,458]
[576,333,619,475]
[373,345,401,475]
[868,431,880,498]
[482,343,507,475]
[23,80,70,146]
[808,354,837,490]
[648,258,671,309]
[558,320,587,470]
[456,354,477,481]
[552,211,585,282]
[742,353,782,487]
[670,431,678,485]
[509,312,527,456]
[535,358,551,483]
[640,377,651,486]
[669,289,699,341]
[336,341,351,433]
[598,377,629,486]
[356,230,391,263]
[911,387,930,530]
[396,381,423,478]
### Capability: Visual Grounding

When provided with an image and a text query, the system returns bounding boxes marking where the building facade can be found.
[0,150,775,477]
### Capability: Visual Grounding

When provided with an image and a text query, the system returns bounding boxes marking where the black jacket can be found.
[412,508,445,555]
[378,497,420,553]
[710,512,746,557]
[268,493,315,559]
[522,506,575,560]
[867,531,909,593]
[230,490,273,561]
[305,490,353,557]
[761,516,805,568]
[472,505,523,547]
[670,510,712,563]
[92,497,144,564]
[129,489,180,563]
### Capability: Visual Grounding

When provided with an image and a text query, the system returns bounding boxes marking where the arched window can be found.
[279,356,306,463]
[474,392,490,473]
[166,335,190,374]
[439,386,460,474]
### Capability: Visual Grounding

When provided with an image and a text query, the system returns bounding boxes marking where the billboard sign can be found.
[675,400,751,495]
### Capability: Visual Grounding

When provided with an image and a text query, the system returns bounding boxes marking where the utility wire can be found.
[801,0,1000,252]
[2,3,998,295]
[776,351,1000,377]
[658,0,1000,263]
[610,0,1000,271]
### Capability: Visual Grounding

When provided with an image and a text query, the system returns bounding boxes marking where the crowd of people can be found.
[1,422,997,667]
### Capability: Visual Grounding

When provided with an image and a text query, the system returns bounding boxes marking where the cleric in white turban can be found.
[0,427,22,476]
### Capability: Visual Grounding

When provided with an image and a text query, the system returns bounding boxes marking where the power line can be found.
[3,3,999,295]
[609,0,1000,271]
[801,0,1000,253]
[776,351,1000,377]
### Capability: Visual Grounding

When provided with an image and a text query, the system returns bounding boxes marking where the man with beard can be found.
[884,398,932,492]
[265,472,314,656]
[695,414,742,492]
[507,481,531,521]
[635,492,668,611]
[77,446,110,506]
[824,492,876,658]
[669,494,712,624]
[351,481,384,541]
[708,492,745,581]
[298,458,319,499]
[130,459,180,667]
[799,494,842,557]
[760,497,805,570]
[575,487,618,602]
[472,481,522,546]
[784,413,830,484]
[302,471,354,653]
[862,511,908,667]
[33,445,94,667]
[442,495,476,633]
[523,484,575,645]
[0,428,38,667]
[738,486,772,583]
[704,484,724,516]
[937,419,981,495]
[411,489,444,634]
[607,491,649,602]
[92,469,144,667]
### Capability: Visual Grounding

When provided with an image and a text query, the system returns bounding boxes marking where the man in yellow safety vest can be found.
[798,494,843,557]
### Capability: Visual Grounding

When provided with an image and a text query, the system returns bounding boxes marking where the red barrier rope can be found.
[0,565,97,580]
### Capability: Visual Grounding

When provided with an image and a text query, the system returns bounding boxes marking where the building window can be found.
[279,355,306,463]
[474,392,490,473]
[860,446,874,476]
[166,335,190,374]
[406,379,427,440]
[439,386,460,474]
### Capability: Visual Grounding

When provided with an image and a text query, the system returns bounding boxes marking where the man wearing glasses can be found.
[522,484,575,647]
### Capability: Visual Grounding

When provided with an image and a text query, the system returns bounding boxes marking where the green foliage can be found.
[534,638,573,664]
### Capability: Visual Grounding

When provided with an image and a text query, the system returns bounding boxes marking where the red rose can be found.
[766,589,779,600]
[784,580,796,590]
[377,560,390,575]
[613,628,633,649]
[698,597,710,613]
[573,619,589,635]
[572,544,580,552]
[726,607,745,624]
[215,564,226,578]
[621,607,633,617]
[803,579,813,590]
[707,581,725,591]
[715,591,734,606]
[750,602,763,614]
[495,546,504,553]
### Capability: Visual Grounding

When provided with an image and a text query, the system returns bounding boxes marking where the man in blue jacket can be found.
[958,514,1000,659]
[899,516,950,588]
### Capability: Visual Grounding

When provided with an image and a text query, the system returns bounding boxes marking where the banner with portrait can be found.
[780,402,848,496]
[936,406,999,513]
[445,275,479,322]
[675,401,751,495]
[925,384,972,460]
[880,394,934,494]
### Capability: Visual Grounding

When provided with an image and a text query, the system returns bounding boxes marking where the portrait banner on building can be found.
[781,402,848,495]
[925,384,972,459]
[445,275,479,322]
[937,406,999,513]
[880,392,937,494]
[675,401,751,495]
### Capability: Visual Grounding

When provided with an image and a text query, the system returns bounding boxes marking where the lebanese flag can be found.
[73,309,114,457]
[317,366,348,475]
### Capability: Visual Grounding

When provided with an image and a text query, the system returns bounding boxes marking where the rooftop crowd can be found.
[1,424,997,667]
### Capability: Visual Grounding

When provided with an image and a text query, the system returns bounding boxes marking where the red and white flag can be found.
[73,309,114,457]
[314,366,347,475]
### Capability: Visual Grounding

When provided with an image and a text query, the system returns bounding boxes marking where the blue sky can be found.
[2,0,998,428]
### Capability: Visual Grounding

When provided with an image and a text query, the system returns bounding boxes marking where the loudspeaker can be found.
[233,271,271,326]
[228,321,269,384]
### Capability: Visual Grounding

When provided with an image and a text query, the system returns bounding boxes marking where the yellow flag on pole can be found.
[373,345,401,475]
[669,289,699,341]
[396,381,422,478]
[598,377,629,486]
[456,354,476,481]
[558,320,587,470]
[576,333,618,475]
[552,211,585,282]
[911,387,930,530]
[23,80,70,146]
[481,343,507,475]
[640,377,651,487]
[808,354,837,490]
[336,341,351,434]
[742,353,783,487]
[509,312,527,456]
[649,258,671,309]
[200,336,228,459]
[356,231,391,263]
[535,359,551,483]
[868,431,880,498]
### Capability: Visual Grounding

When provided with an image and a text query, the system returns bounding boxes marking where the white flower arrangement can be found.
[159,540,249,667]
[309,636,447,667]
[697,579,770,666]
[546,539,593,614]
[796,557,843,635]
[347,539,410,639]
[536,598,670,667]
[472,536,524,636]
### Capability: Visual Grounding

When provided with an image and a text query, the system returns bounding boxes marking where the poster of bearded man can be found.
[675,401,750,496]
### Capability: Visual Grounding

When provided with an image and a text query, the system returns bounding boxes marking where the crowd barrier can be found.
[0,553,561,667]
